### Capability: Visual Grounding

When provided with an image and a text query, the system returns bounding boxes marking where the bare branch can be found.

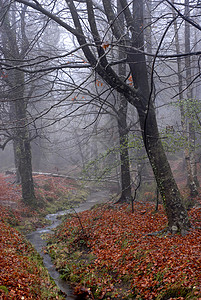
[165,0,201,31]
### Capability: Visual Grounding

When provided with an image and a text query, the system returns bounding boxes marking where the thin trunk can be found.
[171,1,198,197]
[144,0,153,71]
[155,186,159,212]
[74,129,86,170]
[93,121,98,177]
[189,123,199,187]
[116,0,132,203]
[9,100,21,183]
[13,140,21,183]
[117,101,132,202]
[184,0,198,196]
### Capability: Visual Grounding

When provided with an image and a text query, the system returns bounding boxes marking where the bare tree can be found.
[184,0,199,193]
[10,0,195,233]
[171,0,199,198]
[0,1,36,205]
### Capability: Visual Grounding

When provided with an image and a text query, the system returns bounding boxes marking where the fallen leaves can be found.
[50,200,201,299]
[0,216,65,299]
[0,173,78,299]
[0,172,201,299]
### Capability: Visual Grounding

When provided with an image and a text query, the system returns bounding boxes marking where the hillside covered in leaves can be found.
[0,173,80,299]
[0,210,65,299]
[0,173,201,299]
[48,200,201,299]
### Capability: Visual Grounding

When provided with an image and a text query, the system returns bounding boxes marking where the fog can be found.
[0,0,201,197]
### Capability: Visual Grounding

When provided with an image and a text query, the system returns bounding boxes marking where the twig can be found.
[70,207,88,238]
[132,173,141,213]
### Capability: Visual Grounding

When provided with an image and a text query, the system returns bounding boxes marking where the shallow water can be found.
[26,190,109,299]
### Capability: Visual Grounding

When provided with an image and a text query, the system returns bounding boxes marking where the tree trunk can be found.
[17,129,35,205]
[184,0,199,196]
[138,103,190,233]
[14,71,36,205]
[0,3,36,205]
[93,121,98,177]
[74,129,86,170]
[189,122,199,187]
[117,100,132,203]
[13,139,21,183]
[9,99,21,183]
[116,0,132,203]
[128,0,190,233]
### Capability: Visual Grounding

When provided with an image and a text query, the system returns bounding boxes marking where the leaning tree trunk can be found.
[138,103,190,233]
[128,0,190,233]
[73,0,191,233]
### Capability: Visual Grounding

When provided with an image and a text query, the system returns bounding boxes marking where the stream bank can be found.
[26,190,110,299]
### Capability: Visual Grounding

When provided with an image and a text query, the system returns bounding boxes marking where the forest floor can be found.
[47,199,201,299]
[0,173,87,299]
[0,173,201,299]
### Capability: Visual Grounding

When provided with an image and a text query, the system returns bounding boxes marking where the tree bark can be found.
[0,2,36,205]
[10,77,35,203]
[117,100,132,203]
[125,0,190,232]
[13,69,36,205]
[138,103,190,233]
[13,139,21,184]
[116,0,132,203]
[8,98,21,183]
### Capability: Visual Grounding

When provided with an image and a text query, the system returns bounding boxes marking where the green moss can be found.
[0,286,8,294]
[156,286,193,300]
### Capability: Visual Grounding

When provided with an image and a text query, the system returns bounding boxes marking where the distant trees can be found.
[171,0,200,197]
[183,0,199,195]
[9,0,200,233]
[1,0,200,232]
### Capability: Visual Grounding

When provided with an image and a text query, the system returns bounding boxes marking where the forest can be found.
[0,0,201,299]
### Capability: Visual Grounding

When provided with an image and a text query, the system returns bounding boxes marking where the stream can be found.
[26,190,109,300]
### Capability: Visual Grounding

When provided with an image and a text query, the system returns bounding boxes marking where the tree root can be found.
[146,226,191,237]
[146,229,167,237]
